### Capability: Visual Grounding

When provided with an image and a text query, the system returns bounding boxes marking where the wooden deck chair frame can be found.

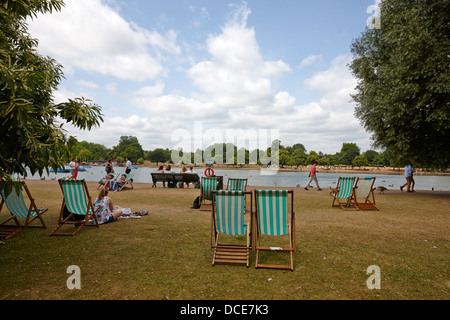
[254,189,295,271]
[331,177,359,211]
[118,173,135,191]
[211,190,253,267]
[200,177,218,211]
[354,177,378,211]
[226,178,248,191]
[0,181,47,240]
[50,179,99,236]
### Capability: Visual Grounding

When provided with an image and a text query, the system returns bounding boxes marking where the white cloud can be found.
[299,54,323,69]
[303,54,358,113]
[65,114,184,150]
[27,0,180,82]
[104,83,118,95]
[135,81,165,97]
[304,55,355,93]
[186,2,291,111]
[75,80,99,89]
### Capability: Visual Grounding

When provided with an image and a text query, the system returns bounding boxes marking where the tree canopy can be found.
[349,0,450,169]
[108,136,145,161]
[0,0,103,193]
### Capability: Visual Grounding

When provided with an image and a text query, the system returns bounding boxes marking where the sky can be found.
[27,0,381,155]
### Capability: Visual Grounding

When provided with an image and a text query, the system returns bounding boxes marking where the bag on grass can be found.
[192,196,201,209]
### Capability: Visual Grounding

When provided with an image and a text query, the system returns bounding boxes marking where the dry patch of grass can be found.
[0,180,448,300]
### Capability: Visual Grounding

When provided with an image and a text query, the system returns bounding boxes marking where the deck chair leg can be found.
[0,213,22,240]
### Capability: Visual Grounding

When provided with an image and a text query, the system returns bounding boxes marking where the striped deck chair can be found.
[227,178,249,212]
[211,190,252,267]
[331,177,358,210]
[50,179,99,236]
[118,173,135,191]
[0,181,47,240]
[226,178,248,191]
[355,177,378,211]
[200,176,218,211]
[254,190,295,271]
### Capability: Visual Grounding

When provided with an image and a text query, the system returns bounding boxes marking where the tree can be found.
[352,155,369,169]
[306,151,319,165]
[292,143,306,153]
[363,150,379,164]
[339,143,360,165]
[289,148,307,167]
[318,155,331,166]
[349,0,450,169]
[278,149,290,167]
[0,0,103,194]
[110,136,144,161]
[77,148,92,162]
[148,148,170,164]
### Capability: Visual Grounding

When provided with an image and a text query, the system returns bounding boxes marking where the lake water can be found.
[25,166,450,191]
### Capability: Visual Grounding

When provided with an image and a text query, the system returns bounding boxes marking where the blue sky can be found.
[27,0,380,155]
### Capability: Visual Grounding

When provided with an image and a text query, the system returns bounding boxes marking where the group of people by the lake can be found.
[97,157,134,192]
[303,161,417,192]
[157,164,195,188]
[91,159,421,226]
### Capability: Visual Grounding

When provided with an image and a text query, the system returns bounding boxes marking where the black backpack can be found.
[62,205,85,221]
[192,196,201,209]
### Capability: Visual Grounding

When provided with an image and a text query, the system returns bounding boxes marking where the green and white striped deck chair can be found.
[118,173,134,191]
[0,181,47,240]
[331,177,358,210]
[355,177,378,211]
[200,176,218,211]
[227,178,249,212]
[50,179,99,236]
[211,190,252,267]
[226,178,248,191]
[254,190,295,271]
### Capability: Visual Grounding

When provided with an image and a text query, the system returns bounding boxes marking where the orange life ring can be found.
[204,167,214,177]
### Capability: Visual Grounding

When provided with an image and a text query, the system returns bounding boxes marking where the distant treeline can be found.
[69,135,397,167]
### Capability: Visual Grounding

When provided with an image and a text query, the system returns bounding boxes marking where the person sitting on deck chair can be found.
[99,173,115,189]
[109,174,128,192]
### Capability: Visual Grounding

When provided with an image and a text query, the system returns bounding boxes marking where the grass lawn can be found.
[0,179,449,300]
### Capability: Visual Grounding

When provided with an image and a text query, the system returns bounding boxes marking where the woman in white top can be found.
[69,158,78,180]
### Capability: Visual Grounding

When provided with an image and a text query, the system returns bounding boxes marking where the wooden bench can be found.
[151,173,200,188]
[173,173,200,186]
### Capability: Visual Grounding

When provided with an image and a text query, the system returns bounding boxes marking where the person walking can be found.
[400,164,413,192]
[125,158,132,174]
[305,161,322,191]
